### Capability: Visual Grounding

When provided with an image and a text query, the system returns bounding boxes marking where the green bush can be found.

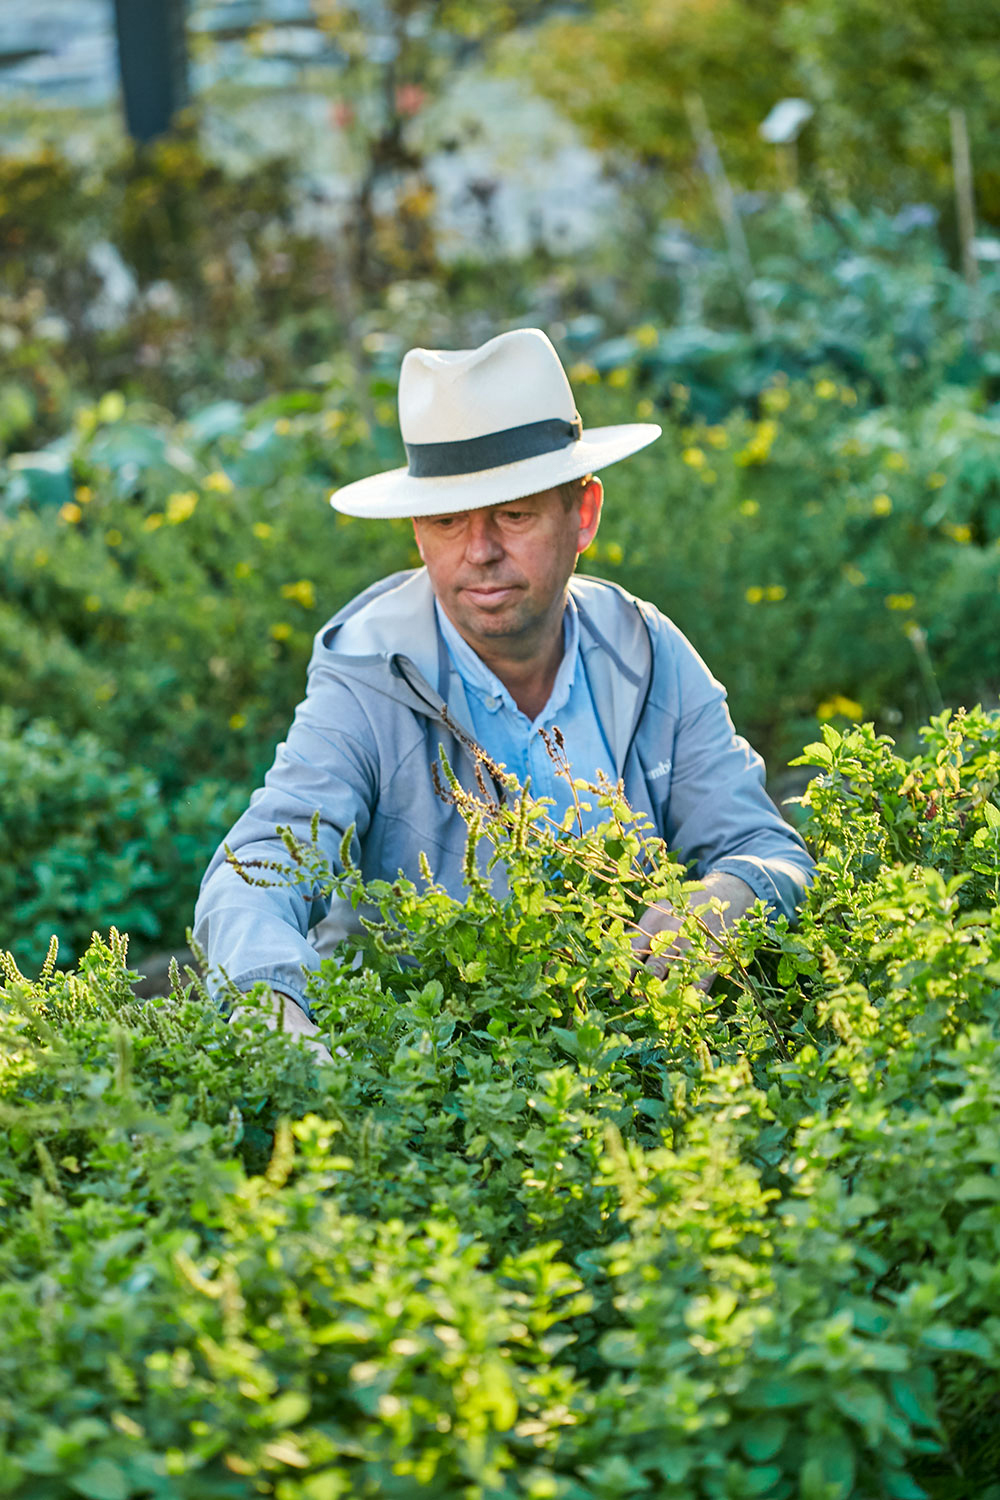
[0,708,247,970]
[0,379,414,794]
[2,708,1000,1496]
[4,342,1000,960]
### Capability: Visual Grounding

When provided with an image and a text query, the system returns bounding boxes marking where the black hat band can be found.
[405,414,582,478]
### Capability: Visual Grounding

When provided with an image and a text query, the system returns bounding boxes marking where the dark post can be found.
[113,0,191,143]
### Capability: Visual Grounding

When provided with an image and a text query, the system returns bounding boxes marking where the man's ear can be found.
[412,518,425,560]
[576,477,604,555]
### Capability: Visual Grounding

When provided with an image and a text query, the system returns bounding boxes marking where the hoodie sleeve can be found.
[649,615,814,922]
[192,668,379,1020]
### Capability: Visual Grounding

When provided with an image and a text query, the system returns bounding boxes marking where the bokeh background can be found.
[2,0,999,975]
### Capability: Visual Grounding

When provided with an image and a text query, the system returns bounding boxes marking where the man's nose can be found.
[463,512,504,564]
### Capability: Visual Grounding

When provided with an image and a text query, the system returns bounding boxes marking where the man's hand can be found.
[230,990,334,1065]
[631,872,756,988]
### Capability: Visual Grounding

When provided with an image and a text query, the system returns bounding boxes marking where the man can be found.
[194,328,812,1058]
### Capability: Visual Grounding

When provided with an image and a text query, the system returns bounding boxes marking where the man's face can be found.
[412,481,602,659]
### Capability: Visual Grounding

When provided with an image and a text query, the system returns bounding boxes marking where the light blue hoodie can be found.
[194,569,813,1017]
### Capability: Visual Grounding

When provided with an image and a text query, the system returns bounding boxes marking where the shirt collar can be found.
[435,594,580,724]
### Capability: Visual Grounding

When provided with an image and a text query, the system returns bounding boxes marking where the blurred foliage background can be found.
[1,0,999,969]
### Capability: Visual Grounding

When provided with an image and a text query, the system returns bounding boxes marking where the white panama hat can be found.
[329,327,661,519]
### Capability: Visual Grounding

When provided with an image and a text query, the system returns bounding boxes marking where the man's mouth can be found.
[460,583,520,606]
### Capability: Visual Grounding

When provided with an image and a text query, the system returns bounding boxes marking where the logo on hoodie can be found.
[647,759,672,782]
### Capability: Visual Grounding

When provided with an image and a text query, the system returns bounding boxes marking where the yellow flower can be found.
[143,512,164,531]
[842,564,866,586]
[608,367,630,388]
[633,323,658,348]
[765,584,786,601]
[204,470,234,493]
[84,594,101,612]
[927,472,947,490]
[274,417,292,436]
[270,622,293,642]
[166,490,198,524]
[74,485,93,504]
[885,593,916,611]
[872,493,893,516]
[761,385,790,415]
[95,682,116,703]
[682,446,706,469]
[739,499,760,517]
[229,712,247,731]
[59,502,82,524]
[943,522,972,544]
[737,420,778,467]
[252,521,273,540]
[234,560,252,579]
[569,361,599,385]
[635,398,654,420]
[885,451,908,472]
[97,391,126,424]
[745,586,764,604]
[281,578,316,610]
[814,378,838,400]
[817,694,863,721]
[105,528,123,547]
[605,541,624,566]
[705,425,728,449]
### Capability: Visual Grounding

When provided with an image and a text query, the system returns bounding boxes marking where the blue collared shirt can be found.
[435,596,615,830]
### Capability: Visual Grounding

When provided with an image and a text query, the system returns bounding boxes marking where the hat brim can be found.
[329,423,661,519]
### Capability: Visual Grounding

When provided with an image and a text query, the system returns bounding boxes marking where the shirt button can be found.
[485,695,500,710]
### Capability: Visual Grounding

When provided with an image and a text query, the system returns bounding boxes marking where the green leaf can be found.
[599,1329,642,1368]
[889,1372,939,1431]
[268,1390,311,1427]
[7,451,74,508]
[883,1470,928,1500]
[953,1173,1000,1202]
[832,1380,888,1434]
[741,1415,789,1463]
[300,1472,351,1500]
[981,799,1000,828]
[797,741,833,767]
[744,1464,783,1495]
[70,1459,129,1500]
[922,1325,992,1358]
[755,1377,816,1408]
[801,1434,855,1500]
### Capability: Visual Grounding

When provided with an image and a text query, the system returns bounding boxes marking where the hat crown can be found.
[399,328,577,444]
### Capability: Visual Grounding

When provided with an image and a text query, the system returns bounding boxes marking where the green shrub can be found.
[0,380,414,794]
[2,709,1000,1495]
[4,350,1000,960]
[0,709,247,970]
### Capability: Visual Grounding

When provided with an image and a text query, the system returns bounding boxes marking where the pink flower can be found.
[395,84,427,117]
